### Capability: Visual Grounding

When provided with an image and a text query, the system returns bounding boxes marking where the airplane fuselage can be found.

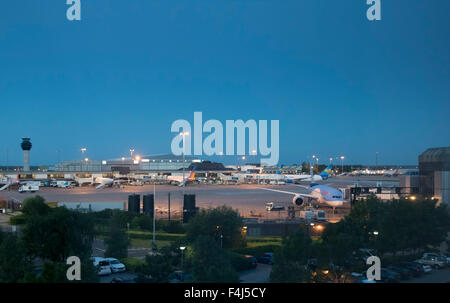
[310,185,344,207]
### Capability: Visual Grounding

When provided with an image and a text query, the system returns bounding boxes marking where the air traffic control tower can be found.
[21,137,32,171]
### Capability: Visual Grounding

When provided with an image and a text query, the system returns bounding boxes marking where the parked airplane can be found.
[284,165,333,183]
[167,167,196,187]
[261,183,344,213]
[94,177,129,189]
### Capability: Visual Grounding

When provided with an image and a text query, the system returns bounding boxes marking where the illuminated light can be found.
[310,222,315,226]
[121,157,125,161]
[315,225,324,231]
[410,196,416,200]
[322,270,329,275]
[84,158,89,162]
[373,231,379,235]
[179,246,186,251]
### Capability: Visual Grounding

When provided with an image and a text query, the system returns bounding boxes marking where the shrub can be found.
[121,257,145,273]
[9,214,26,225]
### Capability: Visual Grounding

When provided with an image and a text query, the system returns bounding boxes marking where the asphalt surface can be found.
[240,264,272,283]
[0,176,398,219]
[406,267,450,283]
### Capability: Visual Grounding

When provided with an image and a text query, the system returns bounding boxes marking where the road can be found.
[0,178,392,219]
[406,267,450,283]
[239,264,272,283]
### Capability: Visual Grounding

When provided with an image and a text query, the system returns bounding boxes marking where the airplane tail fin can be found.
[320,165,333,180]
[188,166,196,181]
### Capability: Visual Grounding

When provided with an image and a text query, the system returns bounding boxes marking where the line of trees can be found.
[271,196,450,282]
[135,205,246,283]
[0,196,99,282]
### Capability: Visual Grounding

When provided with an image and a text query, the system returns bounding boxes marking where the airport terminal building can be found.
[52,154,197,173]
[419,147,450,206]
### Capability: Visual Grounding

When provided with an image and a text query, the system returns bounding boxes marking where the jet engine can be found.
[293,195,304,207]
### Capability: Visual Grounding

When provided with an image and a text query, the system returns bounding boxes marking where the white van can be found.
[18,185,39,193]
[90,257,112,276]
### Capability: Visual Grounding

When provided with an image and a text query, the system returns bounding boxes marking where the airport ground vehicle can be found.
[18,185,39,193]
[265,202,285,211]
[104,258,126,273]
[90,257,112,276]
[256,252,274,265]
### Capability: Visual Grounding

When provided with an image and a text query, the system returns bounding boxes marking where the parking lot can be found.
[406,267,450,283]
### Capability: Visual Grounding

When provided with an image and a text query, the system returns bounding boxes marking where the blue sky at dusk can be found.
[0,0,449,166]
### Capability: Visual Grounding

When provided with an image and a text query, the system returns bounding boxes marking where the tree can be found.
[321,196,450,259]
[186,206,246,249]
[270,227,313,282]
[104,220,129,259]
[0,233,32,282]
[137,249,174,283]
[190,235,239,283]
[22,206,95,262]
[21,195,51,218]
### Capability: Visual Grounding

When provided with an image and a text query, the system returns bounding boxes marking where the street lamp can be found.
[130,149,135,160]
[180,246,186,271]
[340,156,345,173]
[180,132,189,196]
[216,225,223,248]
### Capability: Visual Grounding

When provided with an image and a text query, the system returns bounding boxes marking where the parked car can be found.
[110,277,136,283]
[417,255,446,269]
[90,257,112,276]
[256,252,274,265]
[169,271,194,283]
[398,262,423,277]
[443,254,450,265]
[351,272,376,283]
[410,261,432,273]
[380,268,401,282]
[104,258,126,273]
[244,255,258,269]
[423,253,448,266]
[387,266,412,280]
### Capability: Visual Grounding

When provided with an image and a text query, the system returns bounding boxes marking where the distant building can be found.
[53,154,197,172]
[419,147,450,206]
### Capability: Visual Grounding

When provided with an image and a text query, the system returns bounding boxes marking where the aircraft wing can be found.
[260,188,315,198]
[293,184,309,190]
